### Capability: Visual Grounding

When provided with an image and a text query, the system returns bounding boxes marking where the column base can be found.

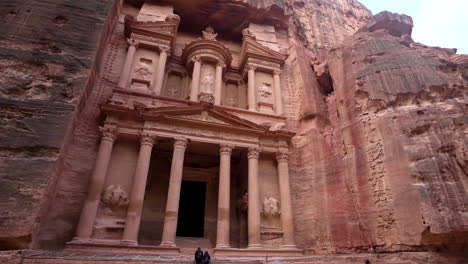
[70,237,91,244]
[159,241,177,248]
[215,243,231,249]
[281,244,298,249]
[247,244,263,249]
[120,240,138,246]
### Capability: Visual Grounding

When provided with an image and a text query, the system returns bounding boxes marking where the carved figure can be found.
[259,82,272,98]
[101,185,129,211]
[134,60,153,81]
[200,73,214,93]
[202,26,218,41]
[262,197,280,217]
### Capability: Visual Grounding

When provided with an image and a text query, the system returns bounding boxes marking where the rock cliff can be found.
[292,11,467,253]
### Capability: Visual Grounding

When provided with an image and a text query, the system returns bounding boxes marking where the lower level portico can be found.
[67,102,301,256]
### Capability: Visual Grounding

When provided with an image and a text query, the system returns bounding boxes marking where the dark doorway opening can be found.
[176,181,206,237]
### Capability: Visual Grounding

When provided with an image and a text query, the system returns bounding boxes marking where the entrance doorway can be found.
[176,181,206,237]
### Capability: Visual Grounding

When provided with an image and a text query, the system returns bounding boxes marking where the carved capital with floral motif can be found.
[217,61,226,68]
[273,69,282,76]
[159,45,171,53]
[99,126,118,142]
[247,147,260,159]
[173,138,188,150]
[191,55,202,63]
[220,145,234,155]
[139,131,156,146]
[276,151,289,162]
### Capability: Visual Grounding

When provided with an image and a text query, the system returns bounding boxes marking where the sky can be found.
[359,0,468,54]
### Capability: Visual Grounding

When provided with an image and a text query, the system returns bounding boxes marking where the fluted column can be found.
[121,132,156,245]
[152,46,170,95]
[214,62,225,105]
[277,151,296,248]
[74,126,118,240]
[273,70,283,115]
[189,56,202,101]
[216,145,233,248]
[160,138,188,247]
[247,65,257,111]
[247,147,262,248]
[118,39,137,89]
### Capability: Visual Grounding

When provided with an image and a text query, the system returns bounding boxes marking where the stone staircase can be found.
[2,250,467,264]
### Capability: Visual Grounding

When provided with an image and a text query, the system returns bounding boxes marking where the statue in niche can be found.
[101,185,129,211]
[134,59,153,81]
[258,82,272,98]
[202,26,218,41]
[262,197,280,217]
[200,72,214,93]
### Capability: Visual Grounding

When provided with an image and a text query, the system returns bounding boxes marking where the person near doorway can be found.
[195,247,203,264]
[203,251,211,264]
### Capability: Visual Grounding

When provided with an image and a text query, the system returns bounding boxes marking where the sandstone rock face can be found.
[294,11,467,253]
[0,0,117,249]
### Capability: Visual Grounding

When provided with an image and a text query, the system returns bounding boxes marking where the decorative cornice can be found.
[248,147,260,159]
[220,145,234,155]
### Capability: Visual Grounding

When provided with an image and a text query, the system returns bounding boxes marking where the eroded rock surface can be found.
[295,11,467,253]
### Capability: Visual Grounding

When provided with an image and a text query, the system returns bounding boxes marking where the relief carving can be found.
[262,197,281,217]
[259,82,272,98]
[101,185,129,211]
[200,73,214,93]
[202,26,218,41]
[134,59,153,81]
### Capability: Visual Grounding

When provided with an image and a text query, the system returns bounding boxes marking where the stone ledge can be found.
[213,247,304,257]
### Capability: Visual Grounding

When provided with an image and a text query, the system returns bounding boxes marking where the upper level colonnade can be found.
[116,7,288,116]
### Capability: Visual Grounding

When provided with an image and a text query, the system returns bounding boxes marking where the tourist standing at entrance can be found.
[195,247,203,264]
[203,251,211,264]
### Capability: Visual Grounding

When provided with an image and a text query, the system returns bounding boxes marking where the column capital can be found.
[276,151,289,162]
[173,138,188,150]
[220,145,234,155]
[273,69,282,75]
[191,55,202,63]
[139,131,156,146]
[127,38,138,47]
[99,126,118,142]
[245,64,257,71]
[247,147,260,159]
[159,45,171,53]
[217,61,227,68]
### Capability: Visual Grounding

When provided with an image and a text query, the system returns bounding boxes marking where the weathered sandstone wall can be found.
[0,0,117,249]
[291,12,467,253]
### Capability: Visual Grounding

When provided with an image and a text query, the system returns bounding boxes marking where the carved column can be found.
[118,39,137,89]
[273,70,284,115]
[214,62,225,105]
[247,147,262,248]
[160,138,188,247]
[276,151,296,248]
[121,132,156,245]
[189,56,202,101]
[152,46,170,95]
[216,145,233,248]
[74,126,118,240]
[247,65,257,111]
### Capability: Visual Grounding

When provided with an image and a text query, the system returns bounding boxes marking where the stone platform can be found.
[3,250,467,264]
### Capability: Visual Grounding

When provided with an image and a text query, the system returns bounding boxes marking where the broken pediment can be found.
[124,14,180,42]
[240,32,287,68]
[142,105,268,132]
